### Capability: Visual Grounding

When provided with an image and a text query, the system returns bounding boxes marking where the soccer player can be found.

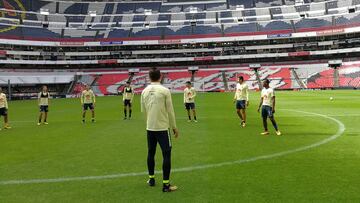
[141,67,179,192]
[257,79,281,136]
[81,85,96,123]
[233,76,249,127]
[38,85,50,125]
[122,81,134,120]
[0,87,11,129]
[184,81,197,122]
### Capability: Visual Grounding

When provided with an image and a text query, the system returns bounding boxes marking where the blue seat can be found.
[131,27,163,37]
[224,23,257,33]
[108,28,131,38]
[164,26,192,36]
[193,25,222,35]
[259,21,293,31]
[295,18,332,29]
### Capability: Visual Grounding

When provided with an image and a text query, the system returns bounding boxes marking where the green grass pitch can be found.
[0,90,359,202]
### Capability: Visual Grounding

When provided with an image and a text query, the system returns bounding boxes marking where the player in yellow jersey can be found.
[38,85,50,125]
[0,87,11,129]
[81,85,96,123]
[233,76,249,127]
[257,79,281,136]
[141,68,179,192]
[184,81,197,122]
[123,81,134,120]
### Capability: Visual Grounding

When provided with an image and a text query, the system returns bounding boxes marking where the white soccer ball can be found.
[329,97,334,101]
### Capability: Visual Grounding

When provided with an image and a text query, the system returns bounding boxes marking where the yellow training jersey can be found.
[141,82,177,131]
[184,87,196,103]
[38,92,50,106]
[234,83,249,101]
[81,89,96,104]
[261,87,275,106]
[0,93,8,109]
[123,87,134,101]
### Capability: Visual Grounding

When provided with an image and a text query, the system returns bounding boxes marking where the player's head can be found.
[126,81,130,87]
[186,81,192,88]
[42,85,48,92]
[149,67,161,82]
[263,79,270,88]
[85,84,90,90]
[238,76,244,83]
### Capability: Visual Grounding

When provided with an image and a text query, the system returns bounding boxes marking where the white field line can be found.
[0,110,345,185]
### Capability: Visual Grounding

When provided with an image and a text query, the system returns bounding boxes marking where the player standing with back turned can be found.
[233,76,249,127]
[81,85,96,123]
[141,67,179,192]
[184,81,197,122]
[257,79,281,136]
[123,81,134,120]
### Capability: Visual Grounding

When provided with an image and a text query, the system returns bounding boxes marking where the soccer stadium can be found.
[0,0,359,201]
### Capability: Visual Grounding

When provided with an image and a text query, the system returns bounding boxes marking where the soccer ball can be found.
[329,97,334,101]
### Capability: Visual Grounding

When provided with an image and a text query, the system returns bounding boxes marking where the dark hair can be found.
[149,67,161,82]
[238,76,244,81]
[126,81,130,84]
[263,79,270,84]
[186,81,191,85]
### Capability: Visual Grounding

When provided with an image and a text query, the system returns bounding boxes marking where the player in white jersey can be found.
[257,79,281,136]
[0,87,11,130]
[233,76,249,127]
[122,81,134,120]
[37,85,50,125]
[184,81,197,122]
[141,67,179,192]
[81,85,96,123]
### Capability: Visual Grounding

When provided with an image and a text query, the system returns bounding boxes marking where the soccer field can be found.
[0,90,359,202]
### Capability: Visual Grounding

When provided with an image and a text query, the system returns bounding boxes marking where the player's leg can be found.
[157,130,176,192]
[240,109,246,127]
[91,107,95,122]
[128,103,132,119]
[192,103,197,122]
[3,111,10,129]
[236,101,243,122]
[185,103,191,122]
[38,106,43,125]
[123,101,127,119]
[268,110,281,135]
[261,106,269,135]
[82,105,86,123]
[147,131,157,186]
[44,111,48,124]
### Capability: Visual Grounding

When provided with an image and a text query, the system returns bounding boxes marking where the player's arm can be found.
[80,92,84,105]
[38,93,41,106]
[192,88,196,99]
[4,94,8,109]
[92,92,96,105]
[130,88,134,103]
[166,90,179,138]
[48,92,50,106]
[246,86,249,106]
[257,97,263,113]
[122,88,126,101]
[272,96,276,113]
[140,92,147,117]
[183,91,186,103]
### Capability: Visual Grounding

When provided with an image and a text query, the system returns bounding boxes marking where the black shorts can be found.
[0,108,7,116]
[40,105,49,112]
[262,105,274,118]
[147,130,172,152]
[236,100,246,110]
[83,103,94,110]
[185,103,195,110]
[124,99,132,107]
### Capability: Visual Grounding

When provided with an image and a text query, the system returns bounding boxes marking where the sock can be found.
[129,110,132,118]
[149,175,155,179]
[124,110,127,118]
[44,119,47,122]
[194,116,197,120]
[188,115,191,120]
[163,180,170,186]
[39,119,41,123]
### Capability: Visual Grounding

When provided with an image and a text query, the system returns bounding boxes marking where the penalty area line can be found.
[0,110,345,185]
